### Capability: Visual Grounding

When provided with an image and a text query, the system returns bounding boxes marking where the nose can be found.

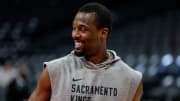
[72,29,81,40]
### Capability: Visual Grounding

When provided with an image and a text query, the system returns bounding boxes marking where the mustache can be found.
[74,40,85,43]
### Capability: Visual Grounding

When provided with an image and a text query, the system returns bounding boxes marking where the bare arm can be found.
[28,67,51,101]
[132,82,143,101]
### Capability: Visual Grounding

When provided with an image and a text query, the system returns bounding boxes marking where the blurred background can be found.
[0,0,180,101]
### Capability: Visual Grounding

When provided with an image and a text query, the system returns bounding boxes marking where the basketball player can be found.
[28,2,143,101]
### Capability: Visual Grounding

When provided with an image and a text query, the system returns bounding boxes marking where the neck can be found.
[85,49,108,64]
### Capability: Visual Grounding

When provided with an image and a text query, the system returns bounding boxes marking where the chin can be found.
[74,50,85,57]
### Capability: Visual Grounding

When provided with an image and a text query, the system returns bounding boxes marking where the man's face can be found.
[72,12,103,56]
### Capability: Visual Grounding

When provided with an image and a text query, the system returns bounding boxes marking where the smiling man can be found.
[28,2,143,101]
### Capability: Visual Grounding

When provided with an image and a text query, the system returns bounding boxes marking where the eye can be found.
[79,26,88,32]
[80,26,85,31]
[72,26,77,32]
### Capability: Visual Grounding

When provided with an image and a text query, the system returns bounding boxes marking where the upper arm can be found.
[133,81,143,101]
[28,67,51,101]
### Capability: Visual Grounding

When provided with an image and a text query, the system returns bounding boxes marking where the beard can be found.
[74,49,85,57]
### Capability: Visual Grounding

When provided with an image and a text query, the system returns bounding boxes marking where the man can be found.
[28,2,143,101]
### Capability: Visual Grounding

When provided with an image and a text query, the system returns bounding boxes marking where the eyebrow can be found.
[73,21,89,28]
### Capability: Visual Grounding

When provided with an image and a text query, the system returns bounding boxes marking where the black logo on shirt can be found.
[72,78,82,81]
[71,84,118,101]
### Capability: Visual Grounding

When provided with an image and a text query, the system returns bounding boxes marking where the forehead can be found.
[73,12,97,26]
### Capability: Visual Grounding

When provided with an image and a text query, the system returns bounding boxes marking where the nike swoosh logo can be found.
[72,78,82,81]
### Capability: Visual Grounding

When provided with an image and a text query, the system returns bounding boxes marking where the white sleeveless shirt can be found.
[44,50,142,101]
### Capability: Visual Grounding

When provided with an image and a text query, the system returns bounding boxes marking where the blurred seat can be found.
[135,53,147,74]
[172,76,180,100]
[142,53,161,99]
[124,53,136,68]
[147,75,176,101]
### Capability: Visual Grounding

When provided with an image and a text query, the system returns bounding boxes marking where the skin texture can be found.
[28,12,143,101]
[72,12,109,64]
[133,82,143,101]
[28,67,51,101]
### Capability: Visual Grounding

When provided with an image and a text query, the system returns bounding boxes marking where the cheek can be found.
[72,31,77,39]
[81,32,100,47]
[87,37,100,48]
[81,33,92,42]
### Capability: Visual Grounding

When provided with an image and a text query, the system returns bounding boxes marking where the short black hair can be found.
[78,2,112,32]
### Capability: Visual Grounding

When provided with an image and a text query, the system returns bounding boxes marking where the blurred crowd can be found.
[0,56,31,101]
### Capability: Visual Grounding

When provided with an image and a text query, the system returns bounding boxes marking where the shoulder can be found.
[117,59,143,97]
[44,53,74,67]
[116,59,142,81]
[109,50,142,80]
[43,52,79,75]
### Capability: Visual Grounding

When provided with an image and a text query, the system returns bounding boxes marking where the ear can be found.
[101,28,109,39]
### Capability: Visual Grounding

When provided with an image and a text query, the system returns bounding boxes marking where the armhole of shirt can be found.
[43,62,53,94]
[127,70,142,100]
[133,71,143,97]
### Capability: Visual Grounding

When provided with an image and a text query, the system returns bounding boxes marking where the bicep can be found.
[28,67,51,101]
[132,82,143,101]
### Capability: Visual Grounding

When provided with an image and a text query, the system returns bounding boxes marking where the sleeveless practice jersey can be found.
[44,50,142,101]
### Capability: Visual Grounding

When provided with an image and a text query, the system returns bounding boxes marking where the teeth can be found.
[75,42,82,48]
